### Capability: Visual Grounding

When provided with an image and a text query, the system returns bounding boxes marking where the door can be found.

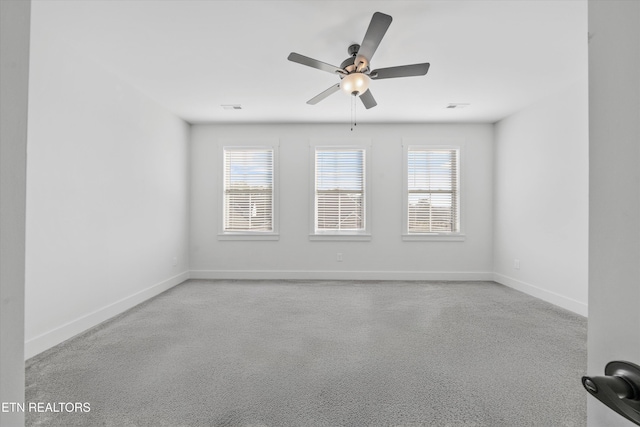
[587,1,640,426]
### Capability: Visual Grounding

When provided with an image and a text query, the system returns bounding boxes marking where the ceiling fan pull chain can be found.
[350,94,354,131]
[349,94,358,131]
[354,94,357,129]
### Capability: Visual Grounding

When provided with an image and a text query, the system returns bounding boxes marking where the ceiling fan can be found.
[287,12,430,109]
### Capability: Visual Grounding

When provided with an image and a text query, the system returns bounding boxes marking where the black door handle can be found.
[582,360,640,425]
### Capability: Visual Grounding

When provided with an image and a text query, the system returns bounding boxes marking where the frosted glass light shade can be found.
[340,73,370,96]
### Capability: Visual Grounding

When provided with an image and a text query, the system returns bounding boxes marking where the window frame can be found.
[217,140,279,241]
[402,142,465,242]
[309,140,372,241]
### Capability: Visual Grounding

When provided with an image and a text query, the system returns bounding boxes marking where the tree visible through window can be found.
[315,148,365,232]
[223,148,273,232]
[407,148,459,233]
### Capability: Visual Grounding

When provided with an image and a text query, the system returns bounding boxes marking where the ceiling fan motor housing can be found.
[342,44,370,74]
[340,57,357,74]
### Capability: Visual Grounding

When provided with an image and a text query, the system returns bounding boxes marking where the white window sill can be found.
[309,233,372,242]
[402,233,466,242]
[218,233,280,241]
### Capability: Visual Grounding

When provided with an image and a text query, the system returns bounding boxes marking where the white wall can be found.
[587,1,640,426]
[190,123,493,280]
[24,13,191,358]
[493,78,589,316]
[1,1,30,425]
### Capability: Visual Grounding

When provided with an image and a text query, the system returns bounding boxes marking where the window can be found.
[312,146,370,239]
[405,146,462,239]
[222,147,277,238]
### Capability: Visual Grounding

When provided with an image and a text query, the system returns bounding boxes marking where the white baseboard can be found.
[25,271,190,359]
[493,273,587,317]
[189,270,494,281]
[25,270,586,359]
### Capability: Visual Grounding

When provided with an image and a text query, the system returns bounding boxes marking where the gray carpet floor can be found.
[26,280,587,426]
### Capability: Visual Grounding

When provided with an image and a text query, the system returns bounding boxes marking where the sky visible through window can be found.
[226,150,273,187]
[408,150,455,207]
[316,149,364,191]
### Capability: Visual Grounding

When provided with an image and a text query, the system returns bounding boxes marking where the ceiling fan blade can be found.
[359,89,377,109]
[288,52,345,75]
[370,63,430,80]
[355,12,393,69]
[307,83,341,105]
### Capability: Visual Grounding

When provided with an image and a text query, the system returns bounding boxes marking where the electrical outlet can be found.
[514,259,520,269]
[173,256,178,267]
[337,253,343,262]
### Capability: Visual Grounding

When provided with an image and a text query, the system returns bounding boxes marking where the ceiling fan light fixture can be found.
[340,73,370,96]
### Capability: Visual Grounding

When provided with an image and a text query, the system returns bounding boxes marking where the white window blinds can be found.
[407,148,459,233]
[223,148,273,232]
[315,148,365,232]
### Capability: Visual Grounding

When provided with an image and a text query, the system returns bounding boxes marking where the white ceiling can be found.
[32,0,587,124]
